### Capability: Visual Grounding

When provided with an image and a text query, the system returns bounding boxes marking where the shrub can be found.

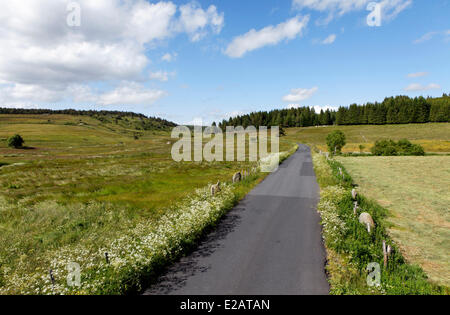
[397,139,425,156]
[326,130,346,155]
[7,134,24,148]
[371,139,398,156]
[359,145,365,153]
[371,139,425,156]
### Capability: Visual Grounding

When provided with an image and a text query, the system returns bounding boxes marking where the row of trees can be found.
[0,107,177,130]
[218,107,336,130]
[335,95,449,125]
[218,94,450,128]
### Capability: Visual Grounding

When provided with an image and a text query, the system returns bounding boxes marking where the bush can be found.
[371,139,425,156]
[326,130,346,155]
[7,134,24,148]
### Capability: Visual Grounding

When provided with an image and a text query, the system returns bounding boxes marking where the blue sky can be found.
[0,0,449,125]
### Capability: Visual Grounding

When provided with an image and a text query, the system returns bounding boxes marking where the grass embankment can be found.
[336,156,450,287]
[0,113,297,294]
[312,151,447,295]
[285,123,450,153]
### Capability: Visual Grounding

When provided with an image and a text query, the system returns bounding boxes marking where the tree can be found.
[326,130,346,155]
[359,144,365,154]
[7,134,24,148]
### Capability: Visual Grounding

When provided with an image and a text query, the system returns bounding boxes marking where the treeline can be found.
[0,107,177,130]
[219,94,450,128]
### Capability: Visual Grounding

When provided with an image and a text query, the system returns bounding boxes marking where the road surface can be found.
[144,144,329,295]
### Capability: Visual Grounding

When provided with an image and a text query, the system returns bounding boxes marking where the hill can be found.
[0,108,177,132]
[284,123,450,153]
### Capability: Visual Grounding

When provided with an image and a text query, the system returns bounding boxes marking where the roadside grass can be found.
[0,114,297,294]
[312,151,447,295]
[285,123,450,153]
[336,156,450,287]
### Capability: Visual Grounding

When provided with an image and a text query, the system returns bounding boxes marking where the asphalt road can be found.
[144,144,329,295]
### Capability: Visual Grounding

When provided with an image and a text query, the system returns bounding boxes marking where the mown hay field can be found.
[336,156,450,287]
[285,123,450,153]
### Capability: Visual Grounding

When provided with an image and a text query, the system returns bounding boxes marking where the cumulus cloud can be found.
[150,71,176,82]
[0,81,167,107]
[95,83,168,106]
[293,0,412,22]
[162,52,178,62]
[404,83,441,92]
[283,87,318,102]
[0,1,223,106]
[0,83,66,105]
[322,34,336,44]
[407,72,428,78]
[178,3,224,42]
[225,15,310,58]
[70,82,167,106]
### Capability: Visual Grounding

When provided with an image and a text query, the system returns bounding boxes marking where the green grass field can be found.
[336,156,450,287]
[287,123,449,290]
[0,114,295,294]
[1,115,448,294]
[285,123,450,153]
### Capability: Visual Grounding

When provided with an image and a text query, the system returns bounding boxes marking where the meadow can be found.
[336,156,450,287]
[1,114,448,294]
[0,114,296,294]
[285,123,450,153]
[312,152,446,294]
[285,123,449,292]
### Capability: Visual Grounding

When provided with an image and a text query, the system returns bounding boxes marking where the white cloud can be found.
[0,81,167,107]
[322,34,336,44]
[407,72,428,78]
[311,105,339,112]
[404,83,441,92]
[178,3,224,42]
[162,52,177,62]
[224,15,310,58]
[413,31,438,44]
[0,1,223,106]
[293,0,411,22]
[287,104,337,113]
[413,30,450,44]
[283,87,318,102]
[96,83,167,105]
[150,71,176,82]
[71,82,167,106]
[0,83,66,104]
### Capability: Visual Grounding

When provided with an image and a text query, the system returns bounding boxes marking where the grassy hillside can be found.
[0,113,296,294]
[337,156,450,287]
[285,123,450,153]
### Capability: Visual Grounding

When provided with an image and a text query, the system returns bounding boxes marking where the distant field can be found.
[337,156,450,287]
[285,123,450,153]
[0,114,295,293]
